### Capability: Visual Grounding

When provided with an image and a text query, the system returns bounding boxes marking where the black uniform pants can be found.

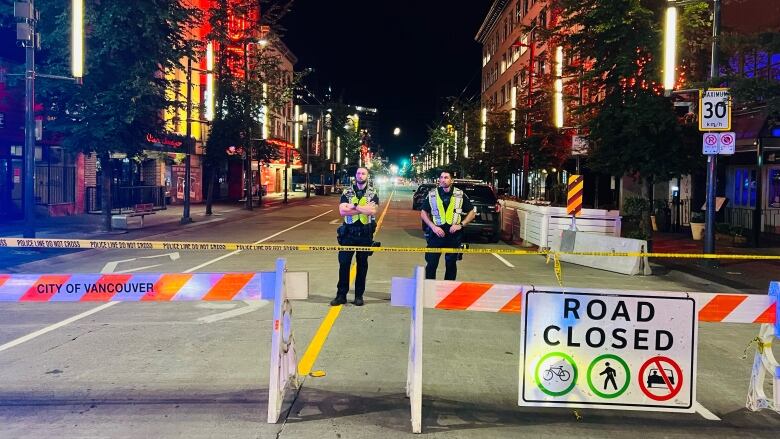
[425,229,462,280]
[336,228,372,298]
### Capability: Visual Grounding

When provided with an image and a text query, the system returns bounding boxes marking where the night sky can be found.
[281,0,492,165]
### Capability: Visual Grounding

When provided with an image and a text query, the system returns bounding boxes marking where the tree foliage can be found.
[36,0,200,230]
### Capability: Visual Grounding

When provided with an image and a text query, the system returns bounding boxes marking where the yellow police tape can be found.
[1,236,779,260]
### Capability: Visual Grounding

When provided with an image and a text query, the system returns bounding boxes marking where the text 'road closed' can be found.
[520,290,697,413]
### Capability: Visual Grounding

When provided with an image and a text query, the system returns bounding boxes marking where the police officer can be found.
[420,170,476,280]
[331,167,379,306]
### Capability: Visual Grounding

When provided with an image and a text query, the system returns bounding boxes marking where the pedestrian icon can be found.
[600,362,618,390]
[587,354,630,399]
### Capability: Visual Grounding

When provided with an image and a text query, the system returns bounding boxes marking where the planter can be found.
[690,222,705,240]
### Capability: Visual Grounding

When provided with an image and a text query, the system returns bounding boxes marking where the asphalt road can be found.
[1,186,778,438]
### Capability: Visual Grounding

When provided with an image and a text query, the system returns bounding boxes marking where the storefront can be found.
[722,109,780,239]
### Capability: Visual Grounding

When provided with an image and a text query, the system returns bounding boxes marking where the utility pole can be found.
[181,57,193,224]
[703,0,721,262]
[305,120,311,198]
[243,42,253,211]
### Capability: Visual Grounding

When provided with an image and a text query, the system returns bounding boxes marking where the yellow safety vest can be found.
[428,187,464,226]
[343,186,376,225]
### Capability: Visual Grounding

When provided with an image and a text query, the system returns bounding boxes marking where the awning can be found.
[734,109,768,151]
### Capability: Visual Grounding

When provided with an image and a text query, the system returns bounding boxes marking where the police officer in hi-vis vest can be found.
[331,167,379,306]
[420,170,476,280]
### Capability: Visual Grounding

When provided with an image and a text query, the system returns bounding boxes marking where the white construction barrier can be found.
[0,258,308,424]
[551,230,652,275]
[391,270,778,433]
[746,281,780,413]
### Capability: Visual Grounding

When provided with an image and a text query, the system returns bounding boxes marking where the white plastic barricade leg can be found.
[0,259,309,424]
[404,266,424,433]
[390,269,779,433]
[267,258,308,423]
[746,281,780,414]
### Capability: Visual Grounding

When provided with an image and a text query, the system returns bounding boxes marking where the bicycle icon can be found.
[543,365,571,382]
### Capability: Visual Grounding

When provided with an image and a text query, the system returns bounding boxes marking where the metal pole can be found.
[305,124,310,198]
[283,148,289,203]
[23,2,36,238]
[244,43,252,210]
[181,57,193,224]
[753,138,763,247]
[703,0,721,261]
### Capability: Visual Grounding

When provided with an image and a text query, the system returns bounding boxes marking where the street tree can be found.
[36,0,200,230]
[552,0,701,236]
[203,0,303,213]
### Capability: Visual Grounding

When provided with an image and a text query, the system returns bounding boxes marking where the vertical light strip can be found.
[71,0,84,78]
[293,105,300,149]
[454,130,458,159]
[554,46,564,128]
[336,136,341,163]
[261,83,269,139]
[663,6,678,92]
[464,123,469,158]
[205,42,214,121]
[509,86,517,144]
[480,107,487,152]
[326,128,332,160]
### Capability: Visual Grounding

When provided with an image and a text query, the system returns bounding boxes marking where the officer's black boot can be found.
[330,295,347,306]
[352,295,364,306]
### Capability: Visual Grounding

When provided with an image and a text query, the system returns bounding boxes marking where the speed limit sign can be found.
[699,88,731,131]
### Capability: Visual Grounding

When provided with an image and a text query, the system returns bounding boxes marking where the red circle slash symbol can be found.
[704,134,717,146]
[638,356,684,401]
[721,134,733,145]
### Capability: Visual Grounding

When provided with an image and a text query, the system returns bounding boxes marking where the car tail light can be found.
[494,203,501,213]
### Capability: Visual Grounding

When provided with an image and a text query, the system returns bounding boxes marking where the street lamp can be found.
[15,0,84,237]
[664,0,723,259]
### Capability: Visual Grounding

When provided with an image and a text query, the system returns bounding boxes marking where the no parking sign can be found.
[520,289,698,412]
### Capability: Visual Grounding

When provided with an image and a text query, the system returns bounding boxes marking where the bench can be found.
[112,203,156,229]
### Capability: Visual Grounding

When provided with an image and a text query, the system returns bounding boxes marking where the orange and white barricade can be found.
[391,270,779,434]
[0,258,307,424]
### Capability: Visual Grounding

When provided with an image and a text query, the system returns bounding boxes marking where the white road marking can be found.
[0,302,118,354]
[329,218,342,225]
[694,401,721,421]
[113,263,163,273]
[197,301,269,323]
[101,252,180,274]
[184,209,333,273]
[492,253,515,268]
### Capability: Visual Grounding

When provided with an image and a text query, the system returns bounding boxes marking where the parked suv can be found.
[412,183,435,210]
[453,181,501,242]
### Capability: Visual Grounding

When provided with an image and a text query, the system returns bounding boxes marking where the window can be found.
[731,168,757,208]
[501,54,507,73]
[768,168,780,208]
[539,8,547,29]
[515,1,522,21]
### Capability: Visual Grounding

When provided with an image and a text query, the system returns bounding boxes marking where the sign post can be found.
[567,175,583,230]
[520,289,698,412]
[699,88,732,265]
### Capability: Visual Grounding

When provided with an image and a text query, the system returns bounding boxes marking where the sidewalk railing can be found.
[726,206,780,237]
[86,185,167,214]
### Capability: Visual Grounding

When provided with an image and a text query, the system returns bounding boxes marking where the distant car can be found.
[412,184,435,210]
[454,182,501,243]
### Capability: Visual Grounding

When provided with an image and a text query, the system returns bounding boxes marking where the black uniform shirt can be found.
[421,187,474,226]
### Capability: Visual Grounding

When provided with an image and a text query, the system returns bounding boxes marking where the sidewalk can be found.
[651,231,780,294]
[0,191,322,240]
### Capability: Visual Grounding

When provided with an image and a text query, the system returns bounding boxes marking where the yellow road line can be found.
[297,189,395,376]
[298,304,342,375]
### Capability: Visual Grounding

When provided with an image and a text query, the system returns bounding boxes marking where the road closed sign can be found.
[519,289,697,412]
